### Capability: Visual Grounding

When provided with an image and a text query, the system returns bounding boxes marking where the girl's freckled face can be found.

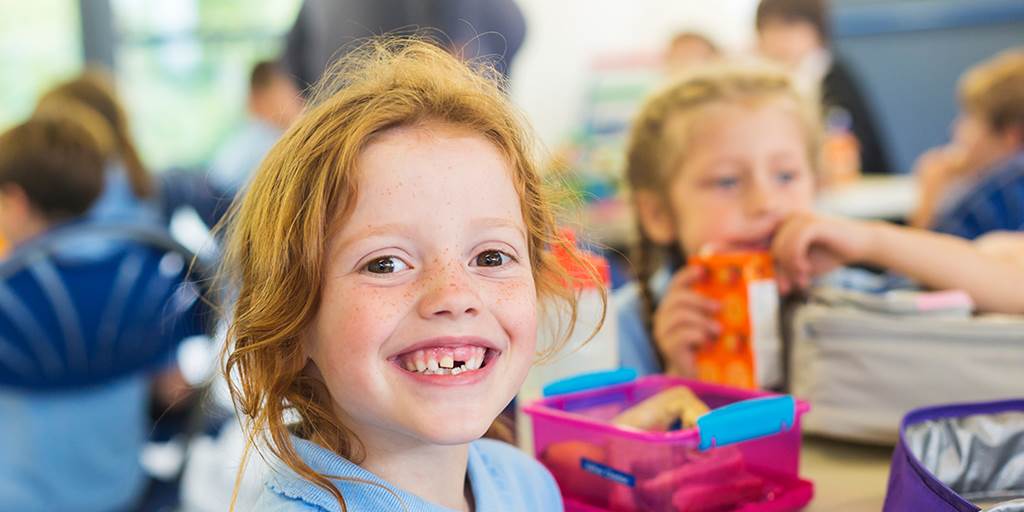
[306,124,538,447]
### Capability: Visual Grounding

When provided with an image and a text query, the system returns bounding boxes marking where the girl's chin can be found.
[413,422,494,446]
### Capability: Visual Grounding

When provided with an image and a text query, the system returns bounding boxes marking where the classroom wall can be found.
[832,0,1024,173]
[510,0,1024,173]
[509,0,760,148]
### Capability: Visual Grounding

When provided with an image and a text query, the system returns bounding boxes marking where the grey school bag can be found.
[789,286,1024,445]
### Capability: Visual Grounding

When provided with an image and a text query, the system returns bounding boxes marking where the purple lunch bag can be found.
[884,399,1024,512]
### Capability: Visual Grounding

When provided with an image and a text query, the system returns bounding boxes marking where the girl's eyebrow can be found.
[334,218,526,252]
[334,223,419,252]
[469,217,528,240]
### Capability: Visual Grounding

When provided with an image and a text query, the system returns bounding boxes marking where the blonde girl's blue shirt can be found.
[614,267,671,377]
[255,436,563,511]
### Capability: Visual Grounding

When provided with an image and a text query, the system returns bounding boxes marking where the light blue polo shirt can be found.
[255,436,563,511]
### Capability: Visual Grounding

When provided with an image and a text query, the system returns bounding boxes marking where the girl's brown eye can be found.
[366,256,407,274]
[475,250,509,267]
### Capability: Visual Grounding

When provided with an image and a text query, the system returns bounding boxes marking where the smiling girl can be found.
[220,39,598,511]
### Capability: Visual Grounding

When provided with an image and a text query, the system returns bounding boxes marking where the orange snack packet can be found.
[688,252,779,389]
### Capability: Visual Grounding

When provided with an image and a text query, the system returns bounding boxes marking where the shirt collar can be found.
[266,435,482,511]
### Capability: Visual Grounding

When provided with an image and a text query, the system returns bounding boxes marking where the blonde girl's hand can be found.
[652,266,720,378]
[975,231,1024,268]
[771,213,879,294]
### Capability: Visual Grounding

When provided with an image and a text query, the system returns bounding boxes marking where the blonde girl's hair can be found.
[36,69,154,198]
[218,37,604,510]
[624,60,821,370]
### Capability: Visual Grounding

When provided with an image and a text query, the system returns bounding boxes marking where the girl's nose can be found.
[746,178,781,217]
[416,264,482,320]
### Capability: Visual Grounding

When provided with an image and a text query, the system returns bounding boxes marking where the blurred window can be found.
[111,0,300,169]
[0,0,82,130]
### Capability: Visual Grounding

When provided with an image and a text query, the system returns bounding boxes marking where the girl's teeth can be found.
[398,347,492,375]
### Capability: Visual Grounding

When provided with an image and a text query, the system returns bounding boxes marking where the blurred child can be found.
[756,0,891,177]
[616,62,1024,383]
[0,114,135,512]
[219,38,598,511]
[38,71,198,403]
[617,62,820,380]
[665,31,719,75]
[36,69,162,226]
[911,48,1024,238]
[208,59,304,197]
[0,114,105,247]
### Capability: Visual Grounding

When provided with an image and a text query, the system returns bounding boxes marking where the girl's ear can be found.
[633,190,677,246]
[0,184,40,244]
[999,122,1024,150]
[0,184,32,218]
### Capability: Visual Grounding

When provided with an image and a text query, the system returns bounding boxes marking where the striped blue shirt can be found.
[932,152,1024,239]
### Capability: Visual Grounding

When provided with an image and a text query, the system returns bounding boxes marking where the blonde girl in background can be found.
[616,62,1024,384]
[616,62,820,383]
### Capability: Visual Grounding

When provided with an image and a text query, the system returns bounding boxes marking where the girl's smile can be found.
[390,338,502,388]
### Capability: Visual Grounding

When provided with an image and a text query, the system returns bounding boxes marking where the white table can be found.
[815,176,917,221]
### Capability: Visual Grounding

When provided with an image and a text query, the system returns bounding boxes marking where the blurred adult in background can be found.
[35,70,162,227]
[282,0,526,90]
[664,31,719,76]
[207,60,304,199]
[756,0,892,179]
[911,48,1024,238]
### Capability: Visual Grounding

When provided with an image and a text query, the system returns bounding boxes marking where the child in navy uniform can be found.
[0,112,146,512]
[912,48,1024,239]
